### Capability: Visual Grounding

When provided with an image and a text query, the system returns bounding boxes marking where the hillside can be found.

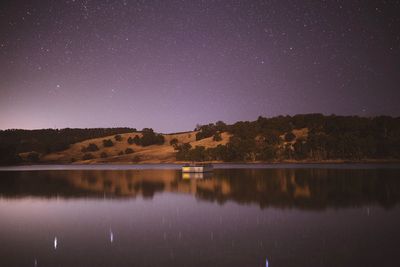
[41,131,231,164]
[1,114,400,165]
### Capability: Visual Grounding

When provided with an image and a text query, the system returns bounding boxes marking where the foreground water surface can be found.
[0,164,399,267]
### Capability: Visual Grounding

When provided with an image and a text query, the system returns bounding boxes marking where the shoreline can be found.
[2,159,400,168]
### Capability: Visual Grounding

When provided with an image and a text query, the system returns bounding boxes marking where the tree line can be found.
[1,114,399,164]
[176,114,400,162]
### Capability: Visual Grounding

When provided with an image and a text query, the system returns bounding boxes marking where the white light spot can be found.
[110,230,114,243]
[54,237,57,250]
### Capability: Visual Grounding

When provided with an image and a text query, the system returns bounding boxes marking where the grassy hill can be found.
[40,131,231,164]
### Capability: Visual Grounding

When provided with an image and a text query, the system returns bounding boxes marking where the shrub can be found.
[175,143,192,160]
[100,152,108,158]
[103,139,114,147]
[125,148,134,154]
[127,136,134,145]
[213,132,222,141]
[114,134,122,141]
[81,143,99,152]
[82,153,94,160]
[118,151,124,156]
[86,143,99,152]
[170,138,178,147]
[133,135,141,145]
[284,132,296,142]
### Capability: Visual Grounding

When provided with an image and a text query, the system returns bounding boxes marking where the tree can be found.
[293,138,310,160]
[82,153,94,160]
[125,148,134,154]
[138,128,165,146]
[176,143,192,160]
[195,123,217,140]
[188,146,206,161]
[215,120,227,132]
[284,132,296,142]
[133,135,141,145]
[213,132,222,141]
[258,144,277,161]
[103,139,114,147]
[114,134,122,141]
[85,143,99,152]
[170,138,178,146]
[0,144,21,165]
[206,144,228,161]
[170,138,179,149]
[127,136,134,145]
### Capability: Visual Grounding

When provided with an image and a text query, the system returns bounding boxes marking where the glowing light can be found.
[54,237,57,250]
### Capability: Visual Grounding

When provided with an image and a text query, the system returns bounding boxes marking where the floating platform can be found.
[182,164,213,173]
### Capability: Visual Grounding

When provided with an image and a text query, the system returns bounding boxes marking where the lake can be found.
[0,164,399,267]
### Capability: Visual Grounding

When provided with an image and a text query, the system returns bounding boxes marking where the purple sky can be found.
[0,0,399,133]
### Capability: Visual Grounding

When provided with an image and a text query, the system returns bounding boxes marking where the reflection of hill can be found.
[0,168,400,209]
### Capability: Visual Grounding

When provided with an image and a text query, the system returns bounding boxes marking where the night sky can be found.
[1,0,399,132]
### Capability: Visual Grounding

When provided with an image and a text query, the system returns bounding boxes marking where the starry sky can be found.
[0,0,399,132]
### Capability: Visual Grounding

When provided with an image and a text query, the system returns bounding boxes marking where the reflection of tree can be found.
[198,169,400,209]
[133,181,165,198]
[0,168,400,210]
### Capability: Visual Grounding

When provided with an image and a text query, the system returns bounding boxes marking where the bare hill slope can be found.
[42,131,231,164]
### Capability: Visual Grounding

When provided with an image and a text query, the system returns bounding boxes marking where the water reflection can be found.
[0,168,399,210]
[0,167,399,267]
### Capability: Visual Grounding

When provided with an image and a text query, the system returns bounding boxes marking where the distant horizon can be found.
[1,112,399,133]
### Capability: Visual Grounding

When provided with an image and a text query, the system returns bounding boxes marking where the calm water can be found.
[0,164,399,267]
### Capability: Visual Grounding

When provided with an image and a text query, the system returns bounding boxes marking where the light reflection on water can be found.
[0,166,399,266]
